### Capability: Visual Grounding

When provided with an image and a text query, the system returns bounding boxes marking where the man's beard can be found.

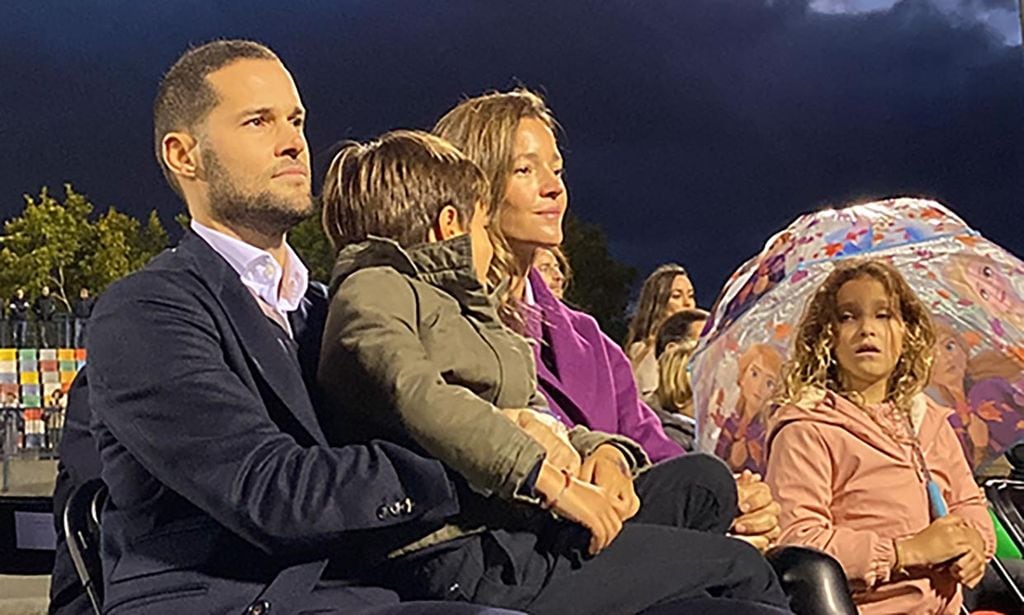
[203,150,314,238]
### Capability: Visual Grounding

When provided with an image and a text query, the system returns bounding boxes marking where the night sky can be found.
[1,0,1021,303]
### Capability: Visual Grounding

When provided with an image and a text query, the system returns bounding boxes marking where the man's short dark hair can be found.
[655,308,710,359]
[153,39,278,197]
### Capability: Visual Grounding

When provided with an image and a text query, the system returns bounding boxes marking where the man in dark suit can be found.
[49,281,327,615]
[78,39,519,615]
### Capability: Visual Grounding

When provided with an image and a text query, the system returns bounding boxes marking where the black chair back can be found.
[766,545,858,615]
[982,477,1024,608]
[63,478,107,615]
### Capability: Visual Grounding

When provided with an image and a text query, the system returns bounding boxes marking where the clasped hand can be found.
[504,409,639,554]
[896,515,986,588]
[731,470,781,552]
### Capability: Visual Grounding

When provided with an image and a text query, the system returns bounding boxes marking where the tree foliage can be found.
[561,214,637,342]
[0,185,170,308]
[288,207,334,284]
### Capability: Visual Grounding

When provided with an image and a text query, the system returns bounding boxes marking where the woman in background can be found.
[624,264,696,398]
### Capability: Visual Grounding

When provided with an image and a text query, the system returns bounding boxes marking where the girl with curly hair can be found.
[765,259,994,614]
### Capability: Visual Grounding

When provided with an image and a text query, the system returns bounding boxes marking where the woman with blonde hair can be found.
[645,309,709,451]
[434,88,788,574]
[434,89,683,461]
[625,264,696,397]
[766,259,994,613]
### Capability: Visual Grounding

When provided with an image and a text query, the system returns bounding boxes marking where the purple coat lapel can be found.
[527,275,612,432]
[526,269,683,462]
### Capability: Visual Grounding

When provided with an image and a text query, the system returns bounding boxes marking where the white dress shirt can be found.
[191,219,309,337]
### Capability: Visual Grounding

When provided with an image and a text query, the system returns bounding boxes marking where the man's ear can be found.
[429,205,465,242]
[162,132,201,183]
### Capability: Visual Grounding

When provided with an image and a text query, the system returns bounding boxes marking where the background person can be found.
[34,285,58,347]
[533,246,569,299]
[624,264,696,397]
[72,287,96,347]
[8,288,30,347]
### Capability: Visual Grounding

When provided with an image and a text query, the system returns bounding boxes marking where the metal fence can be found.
[0,406,64,493]
[0,315,84,348]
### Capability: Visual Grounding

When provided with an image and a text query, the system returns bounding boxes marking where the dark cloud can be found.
[1,0,1020,302]
[960,0,1016,11]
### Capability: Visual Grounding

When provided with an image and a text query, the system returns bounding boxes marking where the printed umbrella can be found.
[691,197,1024,475]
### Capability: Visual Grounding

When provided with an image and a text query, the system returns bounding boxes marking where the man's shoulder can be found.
[96,244,210,311]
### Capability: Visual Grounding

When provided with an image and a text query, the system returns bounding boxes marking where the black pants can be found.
[632,453,738,533]
[387,455,788,614]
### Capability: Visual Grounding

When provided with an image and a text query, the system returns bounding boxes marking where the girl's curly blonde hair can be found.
[778,259,935,415]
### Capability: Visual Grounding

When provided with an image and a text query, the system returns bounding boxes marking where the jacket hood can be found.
[768,388,948,460]
[330,234,494,317]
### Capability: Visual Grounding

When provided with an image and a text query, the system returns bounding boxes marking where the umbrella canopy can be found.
[691,197,1024,475]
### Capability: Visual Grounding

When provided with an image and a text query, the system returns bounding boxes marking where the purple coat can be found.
[525,269,684,462]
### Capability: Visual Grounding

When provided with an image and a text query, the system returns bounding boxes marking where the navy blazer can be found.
[85,233,461,614]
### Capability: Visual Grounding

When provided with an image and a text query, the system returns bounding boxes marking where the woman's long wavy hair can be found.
[624,264,690,358]
[778,259,935,415]
[433,88,557,332]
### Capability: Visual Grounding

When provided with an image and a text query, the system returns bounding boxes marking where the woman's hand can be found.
[579,444,640,522]
[730,471,781,551]
[553,478,625,555]
[535,462,623,555]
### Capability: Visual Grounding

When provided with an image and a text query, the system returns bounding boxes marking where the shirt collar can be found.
[523,275,536,306]
[191,219,309,314]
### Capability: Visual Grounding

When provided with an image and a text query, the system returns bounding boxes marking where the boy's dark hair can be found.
[153,39,278,197]
[321,130,490,251]
[655,308,710,359]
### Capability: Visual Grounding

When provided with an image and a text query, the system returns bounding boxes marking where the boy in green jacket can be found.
[317,130,788,615]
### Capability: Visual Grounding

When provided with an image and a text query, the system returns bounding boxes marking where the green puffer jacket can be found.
[317,234,649,555]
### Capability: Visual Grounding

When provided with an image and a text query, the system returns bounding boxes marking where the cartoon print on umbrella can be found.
[713,343,784,475]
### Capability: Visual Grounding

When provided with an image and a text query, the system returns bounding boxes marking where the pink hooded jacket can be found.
[766,389,994,614]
